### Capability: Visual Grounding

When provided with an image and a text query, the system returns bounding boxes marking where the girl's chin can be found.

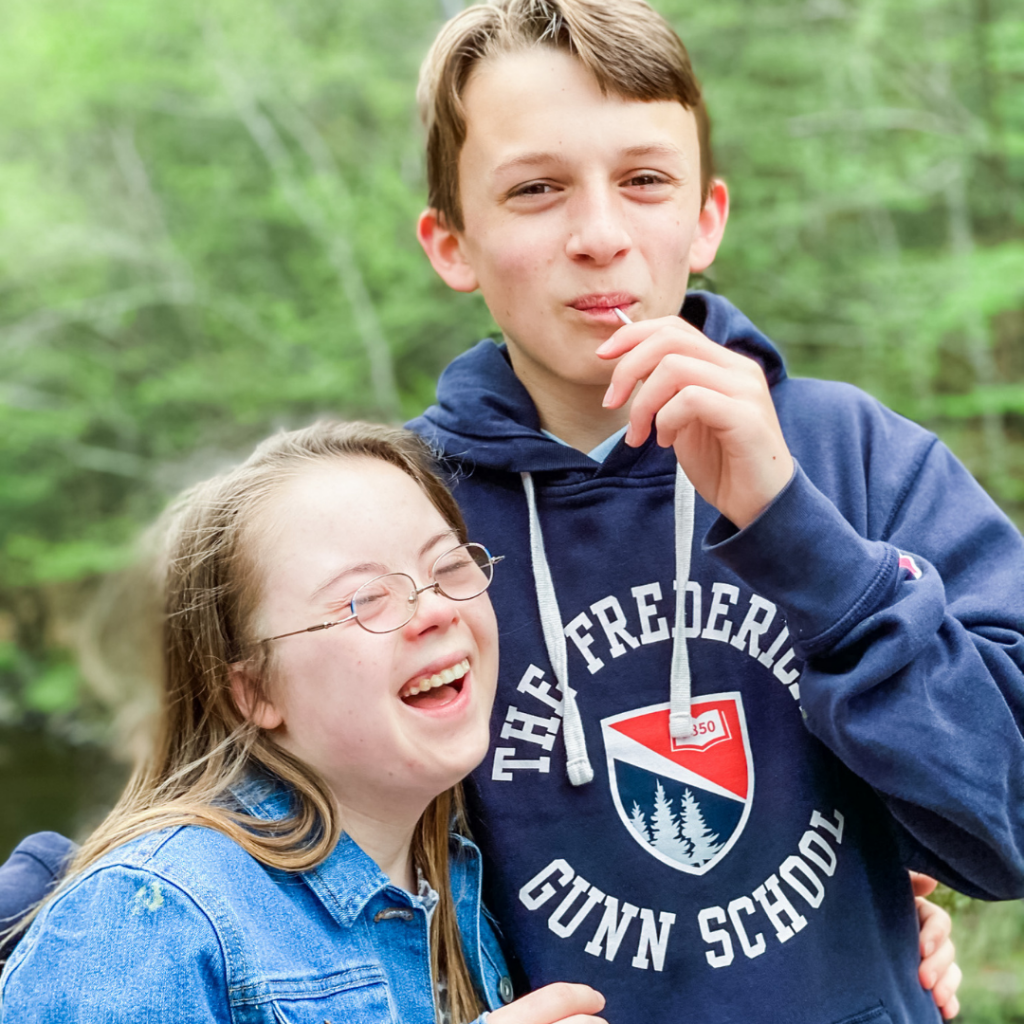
[417,734,493,795]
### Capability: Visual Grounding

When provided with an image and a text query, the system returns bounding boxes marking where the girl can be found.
[0,421,605,1024]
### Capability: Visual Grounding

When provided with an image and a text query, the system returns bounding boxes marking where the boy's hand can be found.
[487,982,606,1024]
[598,315,793,529]
[911,872,962,1020]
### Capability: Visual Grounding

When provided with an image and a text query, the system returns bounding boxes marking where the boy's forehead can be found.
[460,48,698,174]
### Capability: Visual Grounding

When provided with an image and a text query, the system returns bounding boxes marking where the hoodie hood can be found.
[408,292,788,472]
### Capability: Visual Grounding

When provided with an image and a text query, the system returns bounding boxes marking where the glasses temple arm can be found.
[260,615,354,644]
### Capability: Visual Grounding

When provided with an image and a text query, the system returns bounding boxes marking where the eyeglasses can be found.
[259,542,503,642]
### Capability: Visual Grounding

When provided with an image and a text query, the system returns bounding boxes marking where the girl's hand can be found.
[487,982,607,1024]
[598,316,793,530]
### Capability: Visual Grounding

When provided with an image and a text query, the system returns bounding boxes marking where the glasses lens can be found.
[352,574,415,633]
[432,543,493,601]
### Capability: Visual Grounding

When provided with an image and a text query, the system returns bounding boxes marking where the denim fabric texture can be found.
[0,776,511,1023]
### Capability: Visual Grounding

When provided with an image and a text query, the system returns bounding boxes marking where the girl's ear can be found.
[416,208,480,293]
[229,663,284,731]
[688,178,730,274]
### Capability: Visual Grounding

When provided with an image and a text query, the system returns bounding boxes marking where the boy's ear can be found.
[688,179,730,275]
[417,208,479,294]
[229,663,284,731]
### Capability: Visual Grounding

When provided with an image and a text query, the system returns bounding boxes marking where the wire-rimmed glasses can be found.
[259,542,503,642]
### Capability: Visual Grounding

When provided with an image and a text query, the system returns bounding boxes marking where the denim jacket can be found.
[0,778,513,1023]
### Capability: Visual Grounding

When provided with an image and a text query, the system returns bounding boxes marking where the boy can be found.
[0,0,982,1017]
[410,0,1024,1020]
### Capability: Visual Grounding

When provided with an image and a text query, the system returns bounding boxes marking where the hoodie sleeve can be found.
[0,832,77,964]
[705,395,1024,901]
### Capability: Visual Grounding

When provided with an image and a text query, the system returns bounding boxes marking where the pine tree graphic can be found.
[629,801,651,842]
[649,781,690,860]
[678,787,723,866]
[627,779,726,868]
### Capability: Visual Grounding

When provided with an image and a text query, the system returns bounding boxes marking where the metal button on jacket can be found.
[373,907,415,922]
[498,976,514,1004]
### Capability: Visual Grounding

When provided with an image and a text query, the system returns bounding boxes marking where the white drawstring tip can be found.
[670,712,693,740]
[567,756,594,786]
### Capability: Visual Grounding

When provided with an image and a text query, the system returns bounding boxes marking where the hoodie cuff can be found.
[703,462,897,656]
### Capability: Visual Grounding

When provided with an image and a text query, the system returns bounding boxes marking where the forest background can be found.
[1,0,1022,1015]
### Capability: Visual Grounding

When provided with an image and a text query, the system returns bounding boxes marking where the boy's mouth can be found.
[569,294,638,321]
[399,657,470,709]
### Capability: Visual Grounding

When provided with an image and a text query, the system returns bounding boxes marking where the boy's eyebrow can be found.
[492,143,688,180]
[492,151,565,178]
[308,530,458,600]
[619,142,688,162]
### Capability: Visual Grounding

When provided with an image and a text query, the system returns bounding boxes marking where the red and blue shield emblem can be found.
[601,693,753,875]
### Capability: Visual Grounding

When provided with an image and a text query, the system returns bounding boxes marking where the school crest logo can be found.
[601,694,753,875]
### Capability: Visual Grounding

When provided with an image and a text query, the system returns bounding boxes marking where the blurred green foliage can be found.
[0,0,1022,1013]
[952,895,1024,1021]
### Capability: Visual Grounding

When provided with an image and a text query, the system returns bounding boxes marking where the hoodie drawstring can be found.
[521,466,696,786]
[669,467,696,740]
[521,472,594,786]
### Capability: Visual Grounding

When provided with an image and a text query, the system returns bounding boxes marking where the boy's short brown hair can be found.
[418,0,713,232]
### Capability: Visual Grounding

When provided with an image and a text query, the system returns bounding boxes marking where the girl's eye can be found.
[328,579,375,612]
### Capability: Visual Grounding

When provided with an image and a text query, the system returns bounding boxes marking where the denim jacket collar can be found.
[229,772,481,930]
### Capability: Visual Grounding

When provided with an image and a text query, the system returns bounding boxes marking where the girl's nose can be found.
[402,584,459,638]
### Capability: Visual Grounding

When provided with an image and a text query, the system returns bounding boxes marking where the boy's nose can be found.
[565,187,631,265]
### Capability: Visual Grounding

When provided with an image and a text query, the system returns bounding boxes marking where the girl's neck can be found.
[337,802,419,892]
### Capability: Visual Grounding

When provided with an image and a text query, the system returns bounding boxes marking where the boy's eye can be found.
[624,172,668,188]
[508,181,558,198]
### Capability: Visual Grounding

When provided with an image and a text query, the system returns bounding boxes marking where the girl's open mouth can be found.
[399,658,469,709]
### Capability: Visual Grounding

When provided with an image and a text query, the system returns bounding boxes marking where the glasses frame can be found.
[258,542,503,643]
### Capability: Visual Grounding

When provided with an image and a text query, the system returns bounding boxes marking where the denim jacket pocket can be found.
[267,965,396,1024]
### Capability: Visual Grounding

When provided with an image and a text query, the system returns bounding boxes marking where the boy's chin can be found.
[504,341,616,389]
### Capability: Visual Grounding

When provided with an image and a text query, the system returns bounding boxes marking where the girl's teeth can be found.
[404,659,470,698]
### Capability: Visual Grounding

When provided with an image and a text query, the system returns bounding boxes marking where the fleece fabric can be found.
[407,291,1024,1024]
[0,833,75,965]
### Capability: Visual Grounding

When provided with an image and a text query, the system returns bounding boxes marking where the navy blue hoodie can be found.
[408,292,1024,1024]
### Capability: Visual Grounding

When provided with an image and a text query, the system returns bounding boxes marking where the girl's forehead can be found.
[259,459,449,568]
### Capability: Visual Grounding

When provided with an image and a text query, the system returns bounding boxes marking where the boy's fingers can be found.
[934,963,963,1019]
[650,386,737,448]
[624,357,745,445]
[919,933,956,989]
[916,895,952,958]
[595,315,707,360]
[487,982,606,1024]
[916,893,962,1020]
[601,323,741,409]
[910,871,939,898]
[939,988,961,1021]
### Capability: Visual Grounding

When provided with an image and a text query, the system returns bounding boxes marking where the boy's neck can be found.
[512,358,631,454]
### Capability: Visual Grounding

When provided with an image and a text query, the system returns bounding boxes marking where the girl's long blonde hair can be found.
[49,421,486,1023]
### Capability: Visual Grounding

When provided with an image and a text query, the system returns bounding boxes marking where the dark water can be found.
[0,726,128,862]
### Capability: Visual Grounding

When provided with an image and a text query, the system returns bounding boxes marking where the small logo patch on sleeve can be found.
[897,552,922,580]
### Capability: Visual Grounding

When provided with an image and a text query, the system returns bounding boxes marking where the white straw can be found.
[613,307,632,325]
